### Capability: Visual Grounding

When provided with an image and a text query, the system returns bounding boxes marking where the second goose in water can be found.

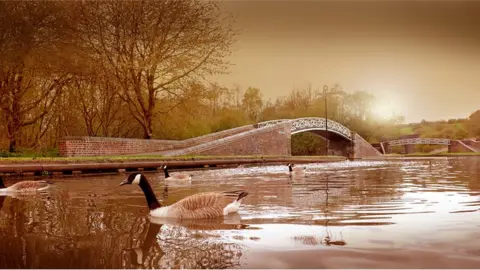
[288,163,306,174]
[119,173,248,219]
[163,165,192,182]
[0,176,51,193]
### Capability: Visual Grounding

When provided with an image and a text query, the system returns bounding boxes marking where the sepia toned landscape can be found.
[0,0,479,269]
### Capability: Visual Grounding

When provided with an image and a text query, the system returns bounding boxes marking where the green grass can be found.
[0,154,345,164]
[386,152,480,157]
[0,148,59,158]
[399,126,414,135]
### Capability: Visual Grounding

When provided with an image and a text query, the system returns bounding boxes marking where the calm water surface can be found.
[1,157,479,268]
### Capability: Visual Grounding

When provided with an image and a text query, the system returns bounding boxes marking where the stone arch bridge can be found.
[254,117,381,158]
[59,117,384,158]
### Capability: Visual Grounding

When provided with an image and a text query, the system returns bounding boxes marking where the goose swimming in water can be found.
[0,176,51,193]
[288,163,306,175]
[119,173,249,219]
[163,165,193,182]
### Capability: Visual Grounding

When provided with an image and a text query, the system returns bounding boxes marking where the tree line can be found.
[0,1,477,155]
[0,0,234,153]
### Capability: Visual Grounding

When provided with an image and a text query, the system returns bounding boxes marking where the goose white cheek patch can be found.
[132,174,141,185]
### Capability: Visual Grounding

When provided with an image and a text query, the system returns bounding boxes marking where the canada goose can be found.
[119,173,249,219]
[163,165,192,182]
[288,163,306,174]
[0,176,51,193]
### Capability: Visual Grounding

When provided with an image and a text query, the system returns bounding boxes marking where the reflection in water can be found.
[122,216,252,269]
[0,157,479,268]
[291,174,347,247]
[123,222,163,267]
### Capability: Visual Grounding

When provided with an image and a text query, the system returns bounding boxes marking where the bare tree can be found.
[242,87,263,122]
[0,1,77,152]
[77,0,236,139]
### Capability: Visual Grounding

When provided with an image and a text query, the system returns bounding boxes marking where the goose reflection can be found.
[124,222,164,267]
[0,195,5,210]
[123,213,254,268]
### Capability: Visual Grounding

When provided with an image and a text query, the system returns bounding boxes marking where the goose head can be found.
[119,173,146,186]
[119,173,162,210]
[287,163,293,172]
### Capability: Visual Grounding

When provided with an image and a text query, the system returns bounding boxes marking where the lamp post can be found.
[323,85,329,155]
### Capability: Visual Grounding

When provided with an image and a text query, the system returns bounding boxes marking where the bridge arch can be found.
[256,117,353,141]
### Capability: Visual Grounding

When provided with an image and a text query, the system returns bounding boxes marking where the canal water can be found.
[0,158,479,268]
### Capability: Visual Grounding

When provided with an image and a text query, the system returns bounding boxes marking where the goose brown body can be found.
[0,177,50,193]
[153,190,248,219]
[119,173,248,220]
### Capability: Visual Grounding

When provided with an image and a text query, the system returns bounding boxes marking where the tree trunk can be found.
[7,102,21,153]
[7,122,19,153]
[9,137,17,153]
[143,117,153,139]
[143,127,152,139]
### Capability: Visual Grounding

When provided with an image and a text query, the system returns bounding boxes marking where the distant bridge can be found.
[388,138,451,146]
[373,137,479,154]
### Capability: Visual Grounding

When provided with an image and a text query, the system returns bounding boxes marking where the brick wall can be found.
[58,136,182,157]
[167,122,292,156]
[460,139,480,152]
[328,139,353,157]
[180,125,255,148]
[58,125,255,157]
[352,133,384,159]
[449,140,477,153]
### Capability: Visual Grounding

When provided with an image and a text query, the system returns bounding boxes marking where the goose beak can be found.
[119,179,129,186]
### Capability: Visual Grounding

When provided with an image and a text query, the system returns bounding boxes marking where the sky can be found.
[216,0,480,123]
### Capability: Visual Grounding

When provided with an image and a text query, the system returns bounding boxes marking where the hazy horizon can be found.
[216,0,480,123]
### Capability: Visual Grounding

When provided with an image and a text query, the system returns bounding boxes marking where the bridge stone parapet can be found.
[162,122,292,156]
[351,133,385,159]
[449,140,478,153]
[59,125,255,157]
[460,139,480,152]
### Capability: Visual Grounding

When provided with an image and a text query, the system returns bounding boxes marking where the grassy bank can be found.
[386,152,480,157]
[0,155,345,164]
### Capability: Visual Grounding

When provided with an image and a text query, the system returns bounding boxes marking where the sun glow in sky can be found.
[371,103,396,121]
[370,92,404,121]
[218,1,480,123]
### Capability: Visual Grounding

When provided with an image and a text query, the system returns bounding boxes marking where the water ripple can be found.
[0,158,479,268]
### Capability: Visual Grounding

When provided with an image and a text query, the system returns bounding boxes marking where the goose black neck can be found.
[164,167,170,178]
[143,223,163,251]
[288,165,292,172]
[138,176,161,210]
[0,177,5,188]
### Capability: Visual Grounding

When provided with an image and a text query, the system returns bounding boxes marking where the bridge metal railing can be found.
[388,138,451,146]
[257,117,352,140]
